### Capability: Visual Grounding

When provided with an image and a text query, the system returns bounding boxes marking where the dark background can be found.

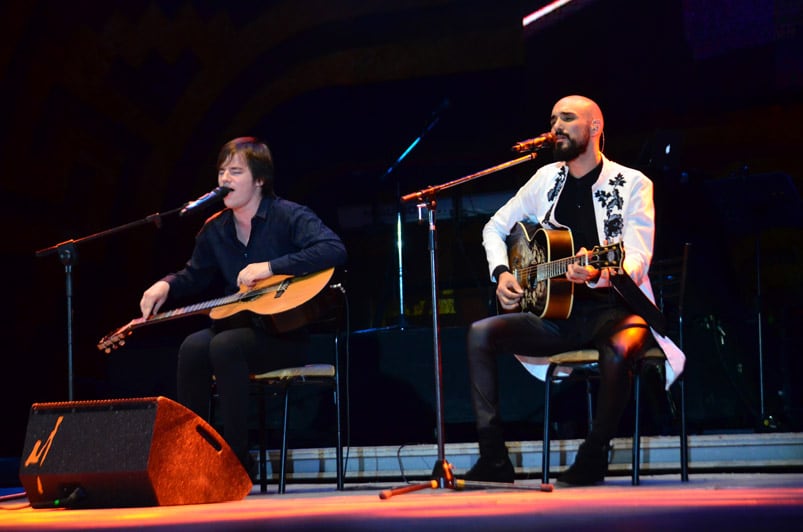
[2,0,802,459]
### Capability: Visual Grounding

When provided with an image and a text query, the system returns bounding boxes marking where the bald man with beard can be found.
[462,95,685,486]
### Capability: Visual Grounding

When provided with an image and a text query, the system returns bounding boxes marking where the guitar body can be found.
[507,222,575,319]
[210,268,337,333]
[505,221,624,320]
[98,268,338,352]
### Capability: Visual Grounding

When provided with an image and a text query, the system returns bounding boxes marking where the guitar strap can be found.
[609,272,668,337]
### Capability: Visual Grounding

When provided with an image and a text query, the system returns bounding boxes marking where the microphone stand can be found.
[379,149,554,499]
[34,201,196,401]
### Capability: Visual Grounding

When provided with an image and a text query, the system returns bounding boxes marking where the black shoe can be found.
[556,441,610,486]
[463,455,515,483]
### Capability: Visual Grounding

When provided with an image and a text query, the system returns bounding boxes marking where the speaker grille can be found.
[20,396,251,508]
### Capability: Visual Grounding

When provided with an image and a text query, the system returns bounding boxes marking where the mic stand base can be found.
[378,459,553,499]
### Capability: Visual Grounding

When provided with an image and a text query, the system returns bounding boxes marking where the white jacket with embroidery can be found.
[482,155,685,387]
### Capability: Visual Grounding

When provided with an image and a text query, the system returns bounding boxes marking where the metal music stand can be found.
[379,149,554,499]
[703,172,803,428]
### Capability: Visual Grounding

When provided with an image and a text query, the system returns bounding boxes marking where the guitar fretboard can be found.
[515,254,588,283]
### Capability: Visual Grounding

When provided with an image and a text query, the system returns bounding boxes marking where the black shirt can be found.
[554,161,610,302]
[554,162,603,250]
[163,195,347,302]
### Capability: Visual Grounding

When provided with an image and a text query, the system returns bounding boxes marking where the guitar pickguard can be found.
[507,222,548,316]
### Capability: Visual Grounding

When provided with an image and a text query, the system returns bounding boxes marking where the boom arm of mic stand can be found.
[400,152,541,203]
[35,207,180,259]
[34,204,185,401]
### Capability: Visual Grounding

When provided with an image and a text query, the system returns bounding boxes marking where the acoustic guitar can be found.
[97,267,336,353]
[506,222,623,319]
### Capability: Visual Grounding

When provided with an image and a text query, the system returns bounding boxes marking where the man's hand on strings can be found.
[496,271,524,310]
[566,247,601,284]
[237,261,273,289]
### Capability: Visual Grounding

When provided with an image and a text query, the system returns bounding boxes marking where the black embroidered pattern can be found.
[543,166,568,227]
[594,172,626,241]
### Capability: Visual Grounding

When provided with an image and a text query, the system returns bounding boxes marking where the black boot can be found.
[463,429,515,483]
[464,455,515,483]
[556,439,610,486]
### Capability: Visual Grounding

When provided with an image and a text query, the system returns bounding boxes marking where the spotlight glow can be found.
[522,0,575,27]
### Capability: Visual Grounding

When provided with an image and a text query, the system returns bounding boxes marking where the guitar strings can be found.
[513,245,620,280]
[514,254,588,278]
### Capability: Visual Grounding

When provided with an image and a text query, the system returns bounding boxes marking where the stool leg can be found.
[632,371,641,486]
[585,378,594,433]
[258,384,268,493]
[680,376,689,481]
[542,365,555,484]
[279,384,290,494]
[334,337,344,490]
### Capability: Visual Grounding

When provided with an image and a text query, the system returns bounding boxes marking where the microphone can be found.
[179,186,232,216]
[511,132,556,153]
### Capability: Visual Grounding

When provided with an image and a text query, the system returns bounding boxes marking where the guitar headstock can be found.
[97,323,134,353]
[589,242,624,269]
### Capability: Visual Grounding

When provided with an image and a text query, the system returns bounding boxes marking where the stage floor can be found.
[2,473,802,530]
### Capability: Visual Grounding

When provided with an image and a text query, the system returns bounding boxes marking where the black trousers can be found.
[176,323,309,464]
[467,297,652,452]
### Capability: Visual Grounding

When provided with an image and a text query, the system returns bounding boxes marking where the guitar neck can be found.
[129,286,275,332]
[98,269,334,353]
[517,254,587,283]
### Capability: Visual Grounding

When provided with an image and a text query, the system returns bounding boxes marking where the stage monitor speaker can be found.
[19,396,252,509]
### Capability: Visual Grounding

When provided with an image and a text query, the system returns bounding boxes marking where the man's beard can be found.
[552,134,588,162]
